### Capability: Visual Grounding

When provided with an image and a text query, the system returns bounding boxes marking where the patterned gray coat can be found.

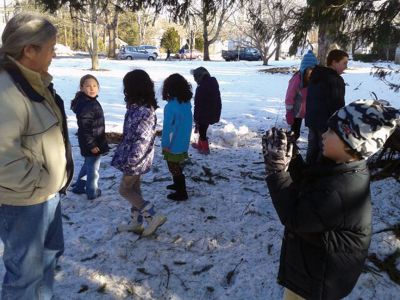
[111,104,156,175]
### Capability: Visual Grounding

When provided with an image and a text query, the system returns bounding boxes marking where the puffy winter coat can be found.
[71,92,109,157]
[285,72,308,125]
[267,157,371,300]
[305,66,345,131]
[0,59,73,206]
[111,104,156,175]
[161,98,193,154]
[194,76,222,125]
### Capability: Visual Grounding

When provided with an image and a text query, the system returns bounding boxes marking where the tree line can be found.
[5,0,398,70]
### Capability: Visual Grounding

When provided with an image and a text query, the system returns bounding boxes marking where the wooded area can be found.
[2,0,398,70]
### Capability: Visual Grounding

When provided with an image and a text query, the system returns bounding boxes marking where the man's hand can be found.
[262,127,293,175]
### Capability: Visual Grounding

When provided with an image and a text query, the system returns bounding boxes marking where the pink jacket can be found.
[285,72,308,125]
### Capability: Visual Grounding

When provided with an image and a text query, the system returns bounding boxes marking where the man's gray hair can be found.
[0,13,57,65]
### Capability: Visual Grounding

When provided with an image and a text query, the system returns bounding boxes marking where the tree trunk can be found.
[64,25,68,47]
[275,37,281,61]
[395,44,400,64]
[90,1,99,70]
[202,6,210,61]
[317,21,333,66]
[107,7,120,59]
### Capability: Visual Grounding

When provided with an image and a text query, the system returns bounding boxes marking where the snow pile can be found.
[208,122,257,147]
[55,44,74,56]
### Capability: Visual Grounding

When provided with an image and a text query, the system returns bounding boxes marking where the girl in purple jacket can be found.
[111,70,166,236]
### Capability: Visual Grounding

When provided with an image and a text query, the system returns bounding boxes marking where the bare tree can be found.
[178,0,238,61]
[233,0,296,65]
[105,0,123,58]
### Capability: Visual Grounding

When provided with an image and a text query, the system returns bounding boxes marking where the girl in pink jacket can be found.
[285,50,318,140]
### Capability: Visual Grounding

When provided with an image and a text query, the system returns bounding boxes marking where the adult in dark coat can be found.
[305,49,348,165]
[191,66,222,154]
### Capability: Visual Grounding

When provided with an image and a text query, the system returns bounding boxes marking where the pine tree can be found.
[160,27,180,53]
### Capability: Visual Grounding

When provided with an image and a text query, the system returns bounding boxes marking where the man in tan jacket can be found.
[0,13,73,299]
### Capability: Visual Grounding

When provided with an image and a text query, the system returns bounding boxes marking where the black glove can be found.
[262,127,293,175]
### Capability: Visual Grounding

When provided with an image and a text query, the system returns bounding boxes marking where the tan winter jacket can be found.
[0,60,68,206]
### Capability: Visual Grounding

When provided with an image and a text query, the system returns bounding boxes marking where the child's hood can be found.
[71,91,98,113]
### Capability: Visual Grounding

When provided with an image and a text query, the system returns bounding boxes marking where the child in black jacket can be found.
[71,74,109,200]
[263,100,399,300]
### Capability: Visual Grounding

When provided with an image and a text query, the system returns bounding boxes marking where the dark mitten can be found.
[262,127,293,175]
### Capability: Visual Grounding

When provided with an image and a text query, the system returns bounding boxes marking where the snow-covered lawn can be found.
[2,58,400,299]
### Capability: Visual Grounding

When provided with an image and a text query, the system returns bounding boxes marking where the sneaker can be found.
[117,208,144,234]
[117,222,144,235]
[142,215,167,237]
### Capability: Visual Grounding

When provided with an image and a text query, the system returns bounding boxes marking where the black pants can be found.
[167,161,183,177]
[198,123,209,141]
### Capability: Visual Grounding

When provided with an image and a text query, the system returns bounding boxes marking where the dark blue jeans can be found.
[0,195,64,300]
[73,155,101,199]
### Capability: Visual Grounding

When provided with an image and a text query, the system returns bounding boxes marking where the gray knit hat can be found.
[190,66,210,83]
[327,99,400,158]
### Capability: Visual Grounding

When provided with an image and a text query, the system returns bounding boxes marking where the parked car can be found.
[175,49,203,59]
[222,47,262,61]
[138,45,160,58]
[118,46,157,60]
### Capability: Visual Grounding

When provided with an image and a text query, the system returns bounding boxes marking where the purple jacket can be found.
[111,104,156,175]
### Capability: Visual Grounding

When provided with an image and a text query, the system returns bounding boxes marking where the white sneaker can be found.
[117,222,144,234]
[142,215,167,237]
[117,209,144,234]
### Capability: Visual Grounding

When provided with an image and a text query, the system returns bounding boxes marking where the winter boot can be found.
[167,175,188,201]
[71,179,86,194]
[117,207,144,234]
[87,188,102,200]
[191,139,200,149]
[166,176,178,190]
[198,139,210,155]
[141,202,167,237]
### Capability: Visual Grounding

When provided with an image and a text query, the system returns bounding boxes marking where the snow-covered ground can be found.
[1,57,400,299]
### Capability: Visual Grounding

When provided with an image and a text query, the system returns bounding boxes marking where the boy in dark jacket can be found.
[190,66,222,154]
[263,100,399,300]
[71,74,109,199]
[305,49,348,164]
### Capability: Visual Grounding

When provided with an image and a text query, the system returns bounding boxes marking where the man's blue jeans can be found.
[73,155,101,199]
[0,194,64,300]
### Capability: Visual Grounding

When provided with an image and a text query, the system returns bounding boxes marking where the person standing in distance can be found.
[0,13,73,299]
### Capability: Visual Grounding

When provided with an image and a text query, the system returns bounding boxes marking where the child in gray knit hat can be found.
[262,99,399,300]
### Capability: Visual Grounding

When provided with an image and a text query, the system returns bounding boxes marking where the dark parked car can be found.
[222,47,261,61]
